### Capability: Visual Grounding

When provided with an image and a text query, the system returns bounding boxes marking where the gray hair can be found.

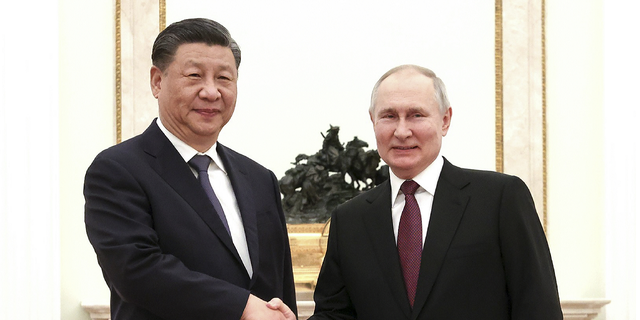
[369,64,450,115]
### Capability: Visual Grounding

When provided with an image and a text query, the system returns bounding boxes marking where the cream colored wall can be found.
[59,0,114,319]
[545,0,606,315]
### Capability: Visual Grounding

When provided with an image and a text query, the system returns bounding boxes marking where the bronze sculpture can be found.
[280,126,389,223]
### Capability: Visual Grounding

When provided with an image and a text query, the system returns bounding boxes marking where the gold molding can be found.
[495,0,547,228]
[115,1,166,144]
[115,0,122,144]
[542,0,548,228]
[159,0,166,31]
[495,0,504,173]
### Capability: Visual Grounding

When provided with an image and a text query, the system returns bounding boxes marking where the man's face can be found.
[151,43,238,151]
[370,69,451,180]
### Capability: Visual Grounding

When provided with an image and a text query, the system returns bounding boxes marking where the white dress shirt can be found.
[389,154,444,247]
[157,118,253,278]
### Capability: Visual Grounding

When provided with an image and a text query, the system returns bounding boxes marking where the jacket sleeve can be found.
[84,156,250,320]
[309,210,357,320]
[498,176,563,320]
[270,170,298,315]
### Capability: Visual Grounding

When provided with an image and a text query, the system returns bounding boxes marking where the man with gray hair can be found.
[308,64,562,319]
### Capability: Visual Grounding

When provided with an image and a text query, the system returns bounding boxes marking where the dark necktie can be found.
[397,180,422,308]
[188,155,230,235]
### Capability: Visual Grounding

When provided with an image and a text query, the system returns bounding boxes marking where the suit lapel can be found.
[411,159,470,319]
[140,122,241,263]
[362,181,412,319]
[217,143,260,283]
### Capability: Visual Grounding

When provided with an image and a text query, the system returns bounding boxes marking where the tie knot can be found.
[188,155,211,172]
[400,180,420,196]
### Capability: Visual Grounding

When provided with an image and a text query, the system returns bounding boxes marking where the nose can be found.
[198,80,222,100]
[394,118,412,139]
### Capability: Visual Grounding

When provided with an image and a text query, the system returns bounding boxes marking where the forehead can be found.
[375,70,435,109]
[172,43,236,69]
[379,69,434,95]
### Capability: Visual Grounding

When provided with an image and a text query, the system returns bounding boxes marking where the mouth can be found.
[194,108,220,115]
[393,146,417,150]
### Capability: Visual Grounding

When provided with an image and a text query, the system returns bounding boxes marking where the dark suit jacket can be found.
[84,120,297,320]
[311,158,562,320]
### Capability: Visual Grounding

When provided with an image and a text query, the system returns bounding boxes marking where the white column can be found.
[0,1,60,319]
[604,1,640,319]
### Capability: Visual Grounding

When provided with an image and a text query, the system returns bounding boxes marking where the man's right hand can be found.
[266,297,296,320]
[241,294,296,320]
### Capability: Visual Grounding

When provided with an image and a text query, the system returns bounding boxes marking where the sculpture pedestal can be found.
[287,223,329,287]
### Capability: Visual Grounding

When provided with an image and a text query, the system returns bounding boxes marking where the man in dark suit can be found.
[84,18,296,320]
[309,65,562,319]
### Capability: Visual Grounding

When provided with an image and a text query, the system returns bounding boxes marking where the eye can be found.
[218,73,234,81]
[188,73,201,78]
[380,113,395,120]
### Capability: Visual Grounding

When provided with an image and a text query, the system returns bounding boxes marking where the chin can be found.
[388,165,415,177]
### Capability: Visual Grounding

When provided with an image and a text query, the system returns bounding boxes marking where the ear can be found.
[150,66,163,98]
[441,107,452,136]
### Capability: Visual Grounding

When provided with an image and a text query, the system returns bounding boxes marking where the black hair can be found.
[151,18,241,71]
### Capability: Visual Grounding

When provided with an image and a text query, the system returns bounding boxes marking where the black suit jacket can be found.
[311,158,561,320]
[84,121,297,320]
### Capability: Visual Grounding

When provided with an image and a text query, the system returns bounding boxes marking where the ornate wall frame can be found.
[115,0,165,144]
[498,0,547,227]
[115,0,547,226]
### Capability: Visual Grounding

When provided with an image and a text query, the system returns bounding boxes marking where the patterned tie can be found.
[397,180,422,308]
[188,155,230,235]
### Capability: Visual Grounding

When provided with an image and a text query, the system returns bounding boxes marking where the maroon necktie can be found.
[397,180,422,308]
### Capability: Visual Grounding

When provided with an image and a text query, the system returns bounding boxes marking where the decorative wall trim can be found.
[561,300,610,320]
[500,0,547,226]
[495,0,504,173]
[83,299,610,320]
[541,0,548,226]
[81,303,111,320]
[115,0,121,143]
[159,0,166,31]
[115,0,163,143]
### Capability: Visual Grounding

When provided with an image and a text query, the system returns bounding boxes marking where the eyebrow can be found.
[375,107,396,115]
[183,59,235,72]
[377,106,426,115]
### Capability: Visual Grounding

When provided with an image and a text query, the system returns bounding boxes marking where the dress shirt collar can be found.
[156,118,227,174]
[389,153,444,205]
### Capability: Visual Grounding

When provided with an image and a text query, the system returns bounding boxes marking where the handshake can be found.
[240,294,297,320]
